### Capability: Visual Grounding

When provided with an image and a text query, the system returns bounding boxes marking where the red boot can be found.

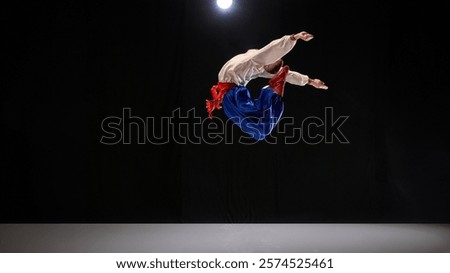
[269,65,289,97]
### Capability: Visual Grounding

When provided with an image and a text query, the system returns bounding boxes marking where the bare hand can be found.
[308,78,328,90]
[292,31,314,42]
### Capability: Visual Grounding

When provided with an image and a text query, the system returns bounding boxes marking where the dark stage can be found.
[1,224,450,252]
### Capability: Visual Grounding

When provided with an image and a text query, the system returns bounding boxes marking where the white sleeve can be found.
[259,70,310,86]
[259,71,275,79]
[250,35,297,65]
[286,71,309,86]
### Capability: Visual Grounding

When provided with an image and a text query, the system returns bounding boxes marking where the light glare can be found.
[217,0,232,10]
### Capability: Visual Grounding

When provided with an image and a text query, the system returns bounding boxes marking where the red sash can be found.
[205,82,236,119]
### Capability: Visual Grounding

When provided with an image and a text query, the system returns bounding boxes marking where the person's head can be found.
[264,59,284,74]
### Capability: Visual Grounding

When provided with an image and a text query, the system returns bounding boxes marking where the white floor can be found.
[1,224,449,252]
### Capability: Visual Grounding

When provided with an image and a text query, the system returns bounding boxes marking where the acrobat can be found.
[206,31,328,141]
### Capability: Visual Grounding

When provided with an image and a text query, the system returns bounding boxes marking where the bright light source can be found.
[217,0,233,10]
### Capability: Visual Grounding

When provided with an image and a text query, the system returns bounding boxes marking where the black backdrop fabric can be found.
[1,0,449,223]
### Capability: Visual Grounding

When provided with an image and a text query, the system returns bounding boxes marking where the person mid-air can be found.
[206,31,328,141]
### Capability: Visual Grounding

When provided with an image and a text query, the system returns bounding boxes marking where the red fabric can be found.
[206,82,236,119]
[268,65,289,97]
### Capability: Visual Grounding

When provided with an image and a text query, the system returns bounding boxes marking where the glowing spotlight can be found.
[217,0,233,10]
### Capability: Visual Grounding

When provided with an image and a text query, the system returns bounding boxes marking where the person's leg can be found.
[222,86,258,120]
[269,65,289,97]
[222,86,284,141]
[256,87,284,133]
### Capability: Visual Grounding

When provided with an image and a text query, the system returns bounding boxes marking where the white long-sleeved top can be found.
[218,35,309,87]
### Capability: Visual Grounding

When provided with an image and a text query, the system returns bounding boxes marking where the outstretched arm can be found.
[307,78,328,90]
[288,32,328,89]
[250,35,296,65]
[287,71,328,89]
[250,31,314,66]
[257,31,328,89]
[261,70,328,89]
[261,70,309,86]
[286,71,309,86]
[291,31,314,42]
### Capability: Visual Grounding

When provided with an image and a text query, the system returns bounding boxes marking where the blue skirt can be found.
[222,86,284,141]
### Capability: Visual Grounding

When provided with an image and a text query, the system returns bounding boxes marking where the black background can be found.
[1,0,449,223]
